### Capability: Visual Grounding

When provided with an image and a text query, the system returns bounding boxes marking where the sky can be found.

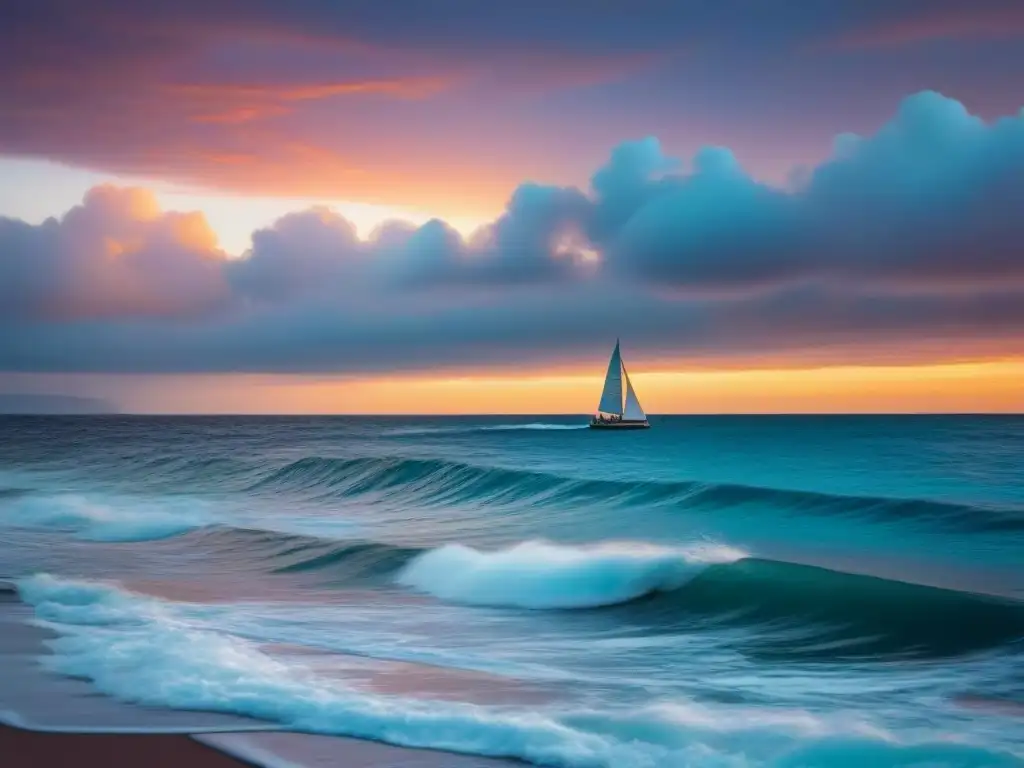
[1,0,1023,414]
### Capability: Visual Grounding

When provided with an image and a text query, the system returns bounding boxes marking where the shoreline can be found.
[0,582,516,767]
[0,720,521,768]
[0,723,261,768]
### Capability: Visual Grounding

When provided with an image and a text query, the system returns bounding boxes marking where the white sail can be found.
[596,339,623,415]
[622,364,647,421]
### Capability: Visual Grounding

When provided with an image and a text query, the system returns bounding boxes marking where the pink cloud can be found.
[0,185,229,321]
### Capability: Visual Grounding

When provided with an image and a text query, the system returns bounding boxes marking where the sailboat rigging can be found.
[589,339,650,430]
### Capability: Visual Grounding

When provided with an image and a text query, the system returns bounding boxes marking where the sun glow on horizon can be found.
[153,188,492,256]
[12,358,1019,415]
[0,159,494,257]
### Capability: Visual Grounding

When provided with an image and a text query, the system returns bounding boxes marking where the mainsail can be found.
[596,339,623,415]
[622,363,647,421]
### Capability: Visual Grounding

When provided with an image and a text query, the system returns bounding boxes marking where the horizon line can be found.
[2,412,1022,418]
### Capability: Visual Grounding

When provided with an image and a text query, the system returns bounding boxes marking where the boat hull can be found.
[588,420,650,430]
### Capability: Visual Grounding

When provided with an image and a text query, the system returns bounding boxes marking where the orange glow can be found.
[84,184,161,220]
[192,105,293,125]
[181,78,454,102]
[105,359,1024,414]
[162,139,514,227]
[174,77,455,124]
[165,211,221,252]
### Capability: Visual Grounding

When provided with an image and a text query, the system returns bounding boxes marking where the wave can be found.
[626,558,1024,660]
[386,422,590,436]
[27,448,1018,538]
[21,573,1020,768]
[5,482,1022,660]
[391,539,1024,659]
[270,537,420,579]
[242,454,1024,535]
[0,493,210,542]
[397,540,747,609]
[224,530,1024,660]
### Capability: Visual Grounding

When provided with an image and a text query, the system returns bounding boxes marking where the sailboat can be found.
[589,339,650,430]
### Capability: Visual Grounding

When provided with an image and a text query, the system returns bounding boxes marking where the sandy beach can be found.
[1,582,515,767]
[0,725,257,768]
[1,724,519,768]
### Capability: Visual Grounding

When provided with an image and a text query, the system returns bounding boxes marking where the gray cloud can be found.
[1,91,1023,374]
[595,92,1024,293]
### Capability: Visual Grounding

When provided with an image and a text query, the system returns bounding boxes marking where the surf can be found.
[193,529,1023,660]
[237,454,1024,535]
[17,573,1020,768]
[396,539,746,609]
[0,492,211,542]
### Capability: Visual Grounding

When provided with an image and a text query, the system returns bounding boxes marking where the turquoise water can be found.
[1,415,1022,766]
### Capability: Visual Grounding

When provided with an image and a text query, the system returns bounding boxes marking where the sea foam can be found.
[17,573,960,768]
[396,540,747,609]
[2,493,208,542]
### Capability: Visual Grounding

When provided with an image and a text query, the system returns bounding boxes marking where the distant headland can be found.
[0,394,118,415]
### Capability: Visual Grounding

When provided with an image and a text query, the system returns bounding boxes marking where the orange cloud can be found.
[173,76,456,124]
[191,105,293,125]
[0,6,668,218]
[10,185,229,321]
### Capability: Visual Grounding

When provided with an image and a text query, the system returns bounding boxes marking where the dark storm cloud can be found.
[1,91,1024,374]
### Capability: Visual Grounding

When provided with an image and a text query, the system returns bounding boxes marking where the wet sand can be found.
[1,724,517,768]
[0,583,515,767]
[0,724,258,768]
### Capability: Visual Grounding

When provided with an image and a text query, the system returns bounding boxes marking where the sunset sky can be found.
[1,0,1023,413]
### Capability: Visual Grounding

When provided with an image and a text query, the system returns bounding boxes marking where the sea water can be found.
[1,415,1022,767]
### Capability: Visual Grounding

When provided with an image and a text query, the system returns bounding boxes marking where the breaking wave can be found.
[4,480,1022,660]
[396,540,746,609]
[18,574,1019,768]
[0,493,210,542]
[222,531,1024,660]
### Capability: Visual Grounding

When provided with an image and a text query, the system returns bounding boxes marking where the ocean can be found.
[1,415,1022,767]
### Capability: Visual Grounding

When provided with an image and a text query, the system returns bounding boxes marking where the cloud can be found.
[228,208,364,301]
[598,144,809,292]
[596,92,1024,293]
[0,185,228,321]
[1,91,1024,374]
[227,182,592,301]
[173,77,454,125]
[832,2,1024,50]
[5,1,1023,225]
[0,0,666,213]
